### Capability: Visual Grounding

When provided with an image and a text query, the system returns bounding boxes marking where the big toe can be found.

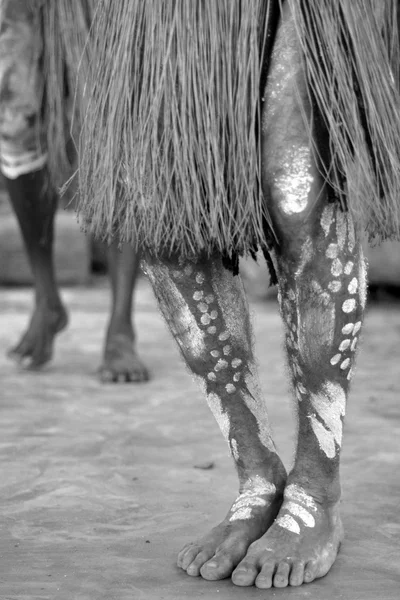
[200,552,236,581]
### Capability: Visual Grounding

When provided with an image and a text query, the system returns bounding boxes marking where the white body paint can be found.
[342,299,356,313]
[285,501,315,528]
[309,382,346,458]
[146,264,206,359]
[276,514,300,535]
[206,392,230,442]
[229,477,276,522]
[285,484,318,511]
[243,371,276,453]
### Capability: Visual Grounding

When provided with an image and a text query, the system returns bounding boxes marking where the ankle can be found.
[285,473,341,507]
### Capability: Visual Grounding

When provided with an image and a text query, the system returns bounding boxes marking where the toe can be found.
[232,559,260,587]
[200,550,236,581]
[304,560,317,583]
[127,364,149,382]
[254,562,276,589]
[186,550,214,577]
[273,560,291,588]
[98,367,117,383]
[178,544,201,570]
[289,560,305,586]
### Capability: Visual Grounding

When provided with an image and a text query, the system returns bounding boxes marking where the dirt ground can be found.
[0,278,399,600]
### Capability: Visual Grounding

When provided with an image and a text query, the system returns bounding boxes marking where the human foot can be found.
[7,301,68,369]
[177,475,285,580]
[231,483,343,588]
[99,331,149,383]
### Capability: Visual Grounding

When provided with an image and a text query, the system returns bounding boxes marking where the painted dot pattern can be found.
[348,278,358,294]
[328,281,341,293]
[342,299,356,313]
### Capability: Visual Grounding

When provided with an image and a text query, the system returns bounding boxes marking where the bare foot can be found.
[177,474,285,580]
[99,332,149,383]
[231,483,344,588]
[7,302,68,369]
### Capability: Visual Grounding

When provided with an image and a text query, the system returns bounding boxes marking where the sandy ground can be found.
[0,279,399,600]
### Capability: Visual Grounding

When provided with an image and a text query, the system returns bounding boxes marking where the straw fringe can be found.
[77,0,273,258]
[288,0,400,242]
[77,0,400,257]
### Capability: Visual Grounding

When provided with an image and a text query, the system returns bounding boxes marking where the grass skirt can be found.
[77,0,400,257]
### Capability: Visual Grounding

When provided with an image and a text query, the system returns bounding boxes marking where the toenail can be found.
[206,561,217,568]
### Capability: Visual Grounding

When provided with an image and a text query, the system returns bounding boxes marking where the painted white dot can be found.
[232,358,242,369]
[331,259,343,277]
[339,339,351,352]
[340,358,351,370]
[210,350,220,358]
[193,291,203,301]
[207,326,217,335]
[342,323,354,335]
[348,278,358,294]
[196,272,205,284]
[215,359,229,372]
[210,310,218,320]
[330,354,342,365]
[208,372,217,381]
[353,321,362,335]
[223,345,232,356]
[350,337,357,352]
[200,314,212,325]
[328,281,342,293]
[198,302,209,313]
[233,372,241,382]
[184,265,193,276]
[326,244,338,259]
[219,331,230,341]
[288,289,296,301]
[205,294,215,304]
[226,383,236,394]
[344,261,354,275]
[342,299,356,313]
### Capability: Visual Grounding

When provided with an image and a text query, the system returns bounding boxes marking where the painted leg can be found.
[145,255,287,580]
[5,168,68,368]
[99,241,148,382]
[232,5,366,587]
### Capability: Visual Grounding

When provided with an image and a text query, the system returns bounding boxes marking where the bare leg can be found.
[145,255,287,580]
[231,5,366,587]
[99,241,148,382]
[6,168,68,368]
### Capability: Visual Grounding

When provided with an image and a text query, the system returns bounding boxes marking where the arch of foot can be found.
[145,258,277,476]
